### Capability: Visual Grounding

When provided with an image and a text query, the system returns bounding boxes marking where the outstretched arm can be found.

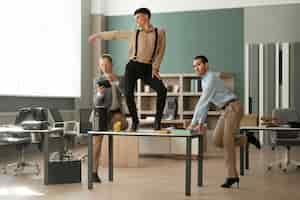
[88,30,133,44]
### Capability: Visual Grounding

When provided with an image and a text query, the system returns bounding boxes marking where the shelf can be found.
[140,119,186,124]
[183,111,194,115]
[138,93,156,96]
[183,111,223,116]
[138,92,180,97]
[140,111,156,115]
[181,73,199,78]
[182,92,202,96]
[135,72,233,125]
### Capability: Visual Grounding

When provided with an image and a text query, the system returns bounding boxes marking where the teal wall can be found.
[106,8,244,100]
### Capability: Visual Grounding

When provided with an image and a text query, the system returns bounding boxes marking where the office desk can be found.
[0,126,63,184]
[87,129,204,196]
[239,126,300,175]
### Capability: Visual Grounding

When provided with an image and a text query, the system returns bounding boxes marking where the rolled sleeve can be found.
[191,74,217,125]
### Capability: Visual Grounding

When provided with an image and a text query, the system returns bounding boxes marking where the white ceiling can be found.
[91,0,300,15]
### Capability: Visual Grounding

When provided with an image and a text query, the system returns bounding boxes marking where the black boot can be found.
[247,133,261,149]
[221,177,239,188]
[129,120,139,132]
[153,121,161,130]
[153,117,162,130]
[92,172,102,183]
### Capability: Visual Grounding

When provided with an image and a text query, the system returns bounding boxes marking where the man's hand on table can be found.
[187,123,206,134]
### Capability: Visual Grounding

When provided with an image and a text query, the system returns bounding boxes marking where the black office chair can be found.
[268,108,300,172]
[79,108,93,134]
[0,108,41,175]
[48,109,80,160]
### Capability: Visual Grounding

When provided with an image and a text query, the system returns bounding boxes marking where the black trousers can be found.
[124,60,167,123]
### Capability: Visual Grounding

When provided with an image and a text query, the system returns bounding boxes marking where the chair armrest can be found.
[54,121,80,136]
[54,121,78,126]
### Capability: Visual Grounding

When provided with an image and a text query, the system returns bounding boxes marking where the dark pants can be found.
[124,60,167,124]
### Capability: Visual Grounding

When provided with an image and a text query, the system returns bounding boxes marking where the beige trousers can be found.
[212,101,243,177]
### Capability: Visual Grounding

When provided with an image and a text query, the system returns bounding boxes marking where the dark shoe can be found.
[221,177,239,188]
[129,120,139,132]
[247,133,261,149]
[92,172,102,183]
[153,121,161,130]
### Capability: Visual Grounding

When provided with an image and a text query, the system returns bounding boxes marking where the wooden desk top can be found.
[240,126,300,132]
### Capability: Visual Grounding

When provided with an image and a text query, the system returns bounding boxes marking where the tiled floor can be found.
[1,145,300,200]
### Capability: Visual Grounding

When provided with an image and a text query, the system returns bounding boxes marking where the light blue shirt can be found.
[191,71,237,125]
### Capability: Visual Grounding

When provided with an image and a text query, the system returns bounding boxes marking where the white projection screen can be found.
[0,0,81,97]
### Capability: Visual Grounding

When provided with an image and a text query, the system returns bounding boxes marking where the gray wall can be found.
[76,0,93,110]
[107,9,245,101]
[290,42,300,113]
[245,4,300,43]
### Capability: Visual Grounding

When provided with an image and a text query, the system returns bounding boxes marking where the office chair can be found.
[1,109,41,175]
[268,108,300,172]
[48,109,80,159]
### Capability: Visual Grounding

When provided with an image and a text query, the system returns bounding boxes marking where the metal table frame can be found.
[239,126,300,175]
[87,130,204,196]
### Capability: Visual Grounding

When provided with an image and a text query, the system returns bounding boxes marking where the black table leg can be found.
[185,137,192,196]
[198,136,203,187]
[88,134,93,189]
[240,130,245,176]
[246,142,249,170]
[108,135,114,182]
[43,132,49,185]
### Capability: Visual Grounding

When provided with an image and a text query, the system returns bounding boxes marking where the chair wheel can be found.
[267,166,272,171]
[283,168,287,173]
[278,163,282,169]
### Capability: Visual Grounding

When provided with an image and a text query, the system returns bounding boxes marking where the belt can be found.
[130,58,152,65]
[222,98,238,109]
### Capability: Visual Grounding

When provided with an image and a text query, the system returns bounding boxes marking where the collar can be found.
[201,71,210,81]
[138,24,155,33]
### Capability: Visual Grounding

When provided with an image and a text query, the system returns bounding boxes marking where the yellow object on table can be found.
[156,129,171,134]
[113,121,122,132]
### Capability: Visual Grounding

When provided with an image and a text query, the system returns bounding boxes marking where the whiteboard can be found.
[0,0,81,97]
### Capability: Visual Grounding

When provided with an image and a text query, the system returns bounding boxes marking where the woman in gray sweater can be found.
[90,54,128,183]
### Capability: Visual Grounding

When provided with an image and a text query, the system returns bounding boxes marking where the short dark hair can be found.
[134,8,151,19]
[101,54,113,63]
[194,55,208,64]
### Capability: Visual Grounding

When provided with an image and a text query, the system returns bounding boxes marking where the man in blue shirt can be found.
[189,55,259,188]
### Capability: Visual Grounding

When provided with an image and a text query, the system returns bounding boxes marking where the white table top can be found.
[240,126,300,131]
[88,129,202,138]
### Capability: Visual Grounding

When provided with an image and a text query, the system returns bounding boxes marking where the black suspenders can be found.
[134,29,140,59]
[133,28,158,63]
[151,28,159,63]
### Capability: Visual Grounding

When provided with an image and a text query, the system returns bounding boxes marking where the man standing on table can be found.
[89,8,167,131]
